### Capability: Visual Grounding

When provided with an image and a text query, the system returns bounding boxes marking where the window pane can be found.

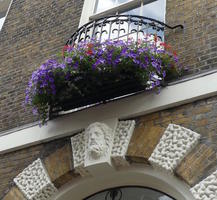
[94,0,116,13]
[141,0,166,22]
[122,0,166,41]
[93,0,166,42]
[122,0,166,22]
[94,0,131,14]
[123,6,140,15]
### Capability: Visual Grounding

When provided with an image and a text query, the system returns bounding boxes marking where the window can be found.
[94,0,166,22]
[80,0,166,26]
[79,0,166,42]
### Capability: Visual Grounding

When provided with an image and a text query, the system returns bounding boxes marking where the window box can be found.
[25,15,183,124]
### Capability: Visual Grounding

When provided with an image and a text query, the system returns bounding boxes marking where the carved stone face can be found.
[86,123,109,160]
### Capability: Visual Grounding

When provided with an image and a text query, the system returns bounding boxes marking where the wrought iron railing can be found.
[48,15,184,118]
[66,15,183,45]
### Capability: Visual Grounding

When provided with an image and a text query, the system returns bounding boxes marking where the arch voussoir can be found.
[148,124,200,173]
[190,170,217,200]
[13,158,58,200]
[4,122,215,200]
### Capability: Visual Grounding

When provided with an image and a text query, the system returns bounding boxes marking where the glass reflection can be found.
[122,0,166,22]
[141,0,166,22]
[122,0,166,41]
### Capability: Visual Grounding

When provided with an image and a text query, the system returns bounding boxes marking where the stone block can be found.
[176,143,217,186]
[14,159,57,200]
[127,120,165,162]
[44,144,73,182]
[148,124,200,173]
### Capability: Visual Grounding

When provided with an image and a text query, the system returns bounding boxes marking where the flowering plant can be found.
[25,37,182,124]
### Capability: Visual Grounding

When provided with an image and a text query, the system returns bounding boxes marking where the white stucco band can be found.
[1,71,217,154]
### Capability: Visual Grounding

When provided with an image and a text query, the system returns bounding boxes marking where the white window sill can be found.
[1,71,217,154]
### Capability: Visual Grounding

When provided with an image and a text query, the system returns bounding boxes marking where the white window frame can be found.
[0,0,13,31]
[79,0,158,27]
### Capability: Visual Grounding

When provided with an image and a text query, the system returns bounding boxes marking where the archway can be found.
[85,186,174,200]
[55,165,194,200]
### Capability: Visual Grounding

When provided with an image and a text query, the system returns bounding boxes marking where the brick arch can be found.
[2,122,217,200]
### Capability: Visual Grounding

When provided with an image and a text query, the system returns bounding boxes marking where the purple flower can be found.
[80,55,84,60]
[93,58,105,69]
[32,108,38,115]
[128,51,137,59]
[25,37,182,125]
[174,56,179,63]
[58,63,66,69]
[74,62,79,69]
[65,57,73,64]
[140,63,147,68]
[65,72,71,80]
[120,48,128,57]
[133,59,140,65]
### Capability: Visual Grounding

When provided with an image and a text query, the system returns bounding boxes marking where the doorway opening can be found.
[85,186,175,200]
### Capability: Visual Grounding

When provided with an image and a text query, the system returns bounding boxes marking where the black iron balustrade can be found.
[66,15,183,45]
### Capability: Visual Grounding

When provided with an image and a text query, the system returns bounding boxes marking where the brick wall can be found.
[2,95,217,197]
[165,0,217,75]
[1,0,217,198]
[0,0,84,132]
[0,137,72,199]
[0,0,216,134]
[127,95,217,187]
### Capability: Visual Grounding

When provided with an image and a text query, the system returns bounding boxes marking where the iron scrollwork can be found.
[66,15,184,45]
